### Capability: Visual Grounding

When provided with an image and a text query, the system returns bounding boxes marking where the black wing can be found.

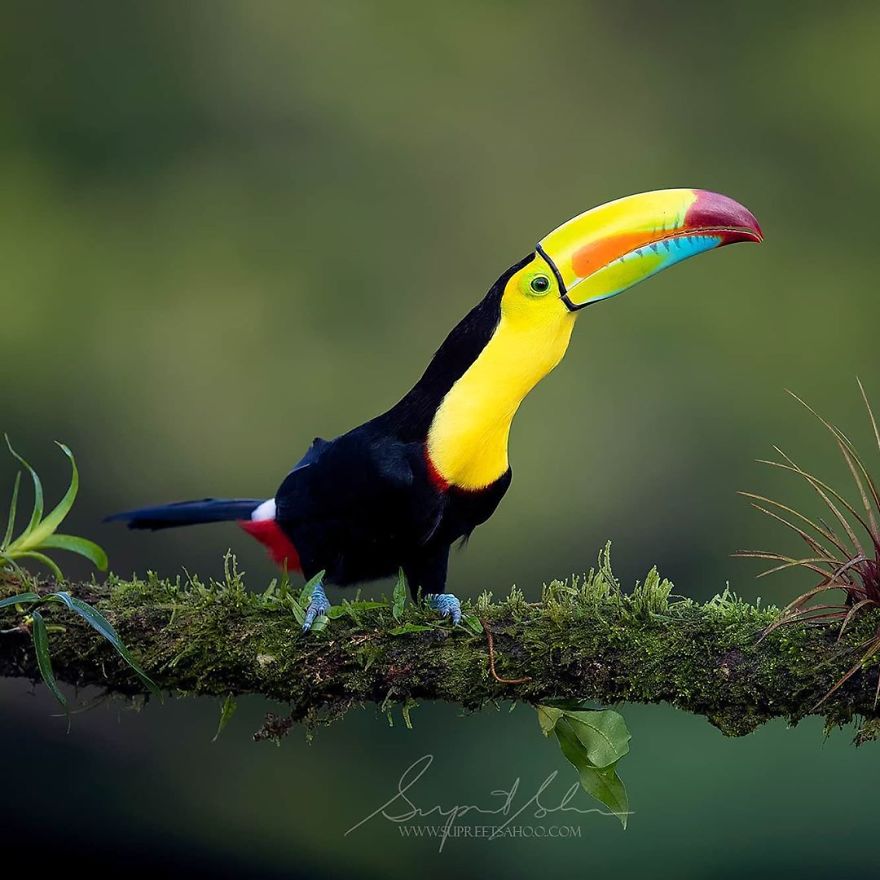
[274,429,444,584]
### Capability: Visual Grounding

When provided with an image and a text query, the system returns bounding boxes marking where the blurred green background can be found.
[2,1,879,876]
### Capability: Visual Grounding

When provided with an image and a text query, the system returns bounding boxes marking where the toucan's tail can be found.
[105,498,265,531]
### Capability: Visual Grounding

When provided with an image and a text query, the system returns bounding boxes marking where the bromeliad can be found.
[108,189,762,630]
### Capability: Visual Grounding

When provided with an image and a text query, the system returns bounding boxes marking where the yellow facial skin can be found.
[427,256,575,490]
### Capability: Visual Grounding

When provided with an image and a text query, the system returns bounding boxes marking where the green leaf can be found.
[50,592,160,698]
[31,609,67,709]
[536,705,562,736]
[389,623,434,636]
[310,615,328,632]
[555,717,629,827]
[213,694,237,742]
[392,568,407,620]
[49,592,119,641]
[2,470,21,549]
[18,443,77,550]
[327,600,385,620]
[289,598,306,626]
[5,436,44,543]
[461,613,483,636]
[560,709,631,768]
[39,534,109,571]
[0,591,41,609]
[575,762,628,828]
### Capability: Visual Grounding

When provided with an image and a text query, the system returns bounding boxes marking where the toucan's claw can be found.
[302,580,331,632]
[429,593,462,625]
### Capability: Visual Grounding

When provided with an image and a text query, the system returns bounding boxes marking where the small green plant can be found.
[738,382,880,707]
[1,436,108,580]
[1,437,157,708]
[537,704,631,827]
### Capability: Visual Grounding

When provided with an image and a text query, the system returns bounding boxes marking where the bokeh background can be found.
[2,2,879,876]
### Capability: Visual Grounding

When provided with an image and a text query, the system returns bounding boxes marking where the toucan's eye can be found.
[529,275,551,295]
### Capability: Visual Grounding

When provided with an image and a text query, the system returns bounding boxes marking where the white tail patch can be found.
[251,499,276,521]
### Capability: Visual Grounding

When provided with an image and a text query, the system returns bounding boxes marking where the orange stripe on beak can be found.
[571,232,654,278]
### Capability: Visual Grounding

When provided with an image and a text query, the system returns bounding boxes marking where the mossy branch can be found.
[2,557,880,743]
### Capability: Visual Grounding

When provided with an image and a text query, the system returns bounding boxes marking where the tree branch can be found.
[2,563,879,742]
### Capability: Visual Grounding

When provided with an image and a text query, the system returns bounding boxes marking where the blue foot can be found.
[429,593,462,625]
[302,580,331,632]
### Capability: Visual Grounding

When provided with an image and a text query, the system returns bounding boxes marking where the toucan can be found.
[109,189,762,629]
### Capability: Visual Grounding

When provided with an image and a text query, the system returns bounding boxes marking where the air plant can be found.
[737,380,880,709]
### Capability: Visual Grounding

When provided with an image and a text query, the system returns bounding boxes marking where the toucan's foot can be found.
[429,593,462,625]
[302,580,331,632]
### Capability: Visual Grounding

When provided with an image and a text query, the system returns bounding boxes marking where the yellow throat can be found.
[427,267,575,490]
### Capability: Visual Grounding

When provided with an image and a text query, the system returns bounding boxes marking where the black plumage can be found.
[110,255,534,599]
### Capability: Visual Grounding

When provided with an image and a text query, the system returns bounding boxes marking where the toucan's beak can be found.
[536,189,763,311]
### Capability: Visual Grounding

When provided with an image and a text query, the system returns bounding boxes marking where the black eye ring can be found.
[530,275,551,294]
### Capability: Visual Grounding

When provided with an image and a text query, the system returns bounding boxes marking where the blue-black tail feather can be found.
[105,498,264,531]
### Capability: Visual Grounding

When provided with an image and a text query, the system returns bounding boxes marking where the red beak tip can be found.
[688,189,763,244]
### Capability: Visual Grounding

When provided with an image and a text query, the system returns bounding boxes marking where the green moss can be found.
[3,551,880,742]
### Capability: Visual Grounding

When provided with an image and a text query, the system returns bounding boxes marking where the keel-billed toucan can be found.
[109,189,762,629]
